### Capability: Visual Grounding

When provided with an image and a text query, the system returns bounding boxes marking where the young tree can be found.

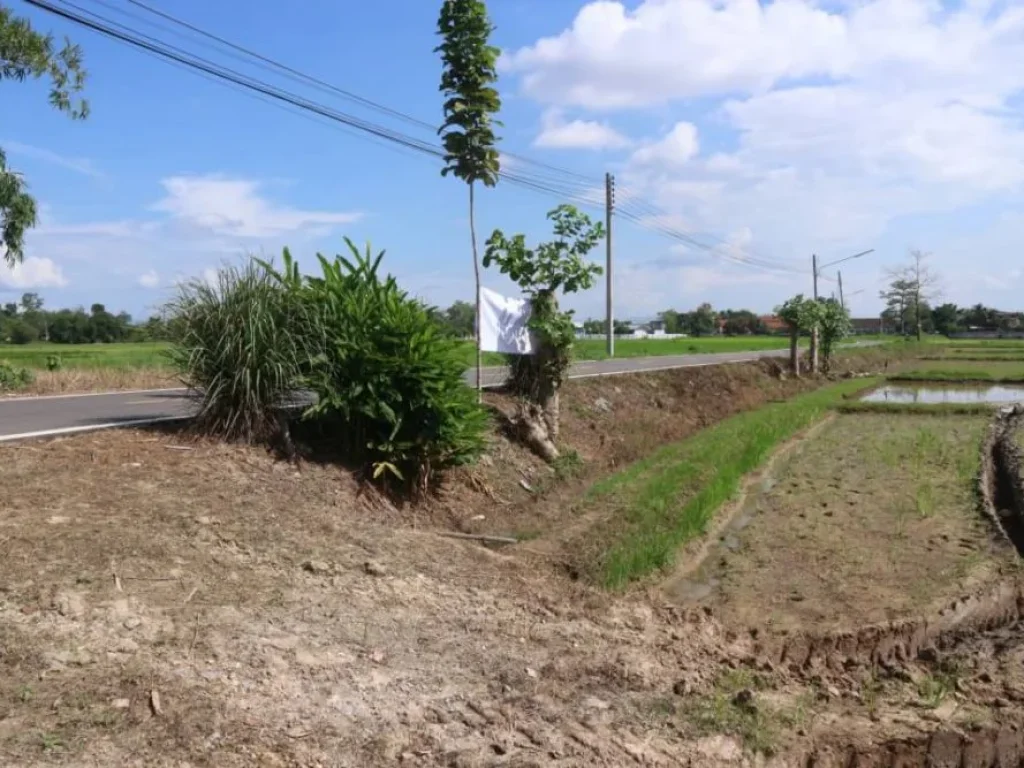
[484,204,604,460]
[1,5,87,265]
[884,250,941,341]
[818,299,850,372]
[776,295,821,377]
[436,0,501,398]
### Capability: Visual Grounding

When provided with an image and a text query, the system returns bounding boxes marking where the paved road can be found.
[0,347,799,442]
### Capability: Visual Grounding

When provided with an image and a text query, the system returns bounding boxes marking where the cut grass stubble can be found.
[585,377,879,589]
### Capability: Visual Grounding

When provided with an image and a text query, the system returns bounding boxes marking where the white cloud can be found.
[2,139,102,178]
[506,0,1024,246]
[534,109,631,150]
[0,257,68,288]
[631,122,699,167]
[502,0,1024,110]
[138,270,160,289]
[152,175,362,238]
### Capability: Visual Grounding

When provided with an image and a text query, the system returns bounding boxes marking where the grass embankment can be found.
[581,377,879,589]
[894,359,1024,382]
[837,401,998,415]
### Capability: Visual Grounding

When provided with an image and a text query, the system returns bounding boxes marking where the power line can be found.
[118,0,600,189]
[31,0,807,278]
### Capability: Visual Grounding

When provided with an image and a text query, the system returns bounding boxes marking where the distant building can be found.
[758,315,788,334]
[850,317,883,335]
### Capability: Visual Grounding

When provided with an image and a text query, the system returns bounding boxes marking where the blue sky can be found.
[4,0,1024,322]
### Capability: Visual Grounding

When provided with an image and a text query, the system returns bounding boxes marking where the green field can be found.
[468,335,807,366]
[4,337,806,371]
[0,342,172,370]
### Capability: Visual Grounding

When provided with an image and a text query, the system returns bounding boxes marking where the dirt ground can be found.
[664,413,1008,634]
[0,426,759,767]
[10,349,1016,766]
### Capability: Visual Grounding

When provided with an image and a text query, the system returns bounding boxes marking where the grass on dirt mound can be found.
[895,358,1024,382]
[576,377,879,589]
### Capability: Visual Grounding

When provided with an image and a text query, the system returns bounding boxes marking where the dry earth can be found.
[8,350,1022,766]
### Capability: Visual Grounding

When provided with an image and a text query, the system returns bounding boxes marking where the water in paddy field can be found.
[861,384,1024,404]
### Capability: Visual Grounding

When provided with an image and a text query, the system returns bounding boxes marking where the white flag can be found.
[479,286,536,355]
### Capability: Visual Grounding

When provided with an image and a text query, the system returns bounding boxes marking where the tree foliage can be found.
[435,0,501,188]
[483,204,603,460]
[1,4,87,265]
[817,298,850,372]
[169,243,488,492]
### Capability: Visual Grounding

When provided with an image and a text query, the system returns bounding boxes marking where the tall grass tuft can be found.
[168,260,312,442]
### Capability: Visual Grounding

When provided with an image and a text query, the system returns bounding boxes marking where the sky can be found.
[4,0,1024,322]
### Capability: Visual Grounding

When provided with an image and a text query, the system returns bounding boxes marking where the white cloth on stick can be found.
[479,286,536,355]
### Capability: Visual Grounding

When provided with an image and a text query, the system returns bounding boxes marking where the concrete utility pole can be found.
[838,270,845,311]
[811,254,819,373]
[605,172,615,357]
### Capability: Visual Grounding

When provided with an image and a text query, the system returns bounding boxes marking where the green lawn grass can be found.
[0,342,172,370]
[583,376,880,589]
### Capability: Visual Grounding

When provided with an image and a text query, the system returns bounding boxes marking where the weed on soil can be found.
[671,413,1009,634]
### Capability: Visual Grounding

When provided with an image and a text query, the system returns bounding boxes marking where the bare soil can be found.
[665,413,1011,636]
[0,426,748,767]
[9,348,1004,766]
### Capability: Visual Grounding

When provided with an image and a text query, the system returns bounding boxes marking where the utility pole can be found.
[838,270,845,311]
[810,254,819,373]
[605,172,615,357]
[812,254,819,301]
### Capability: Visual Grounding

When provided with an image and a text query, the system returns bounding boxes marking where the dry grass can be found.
[10,368,178,397]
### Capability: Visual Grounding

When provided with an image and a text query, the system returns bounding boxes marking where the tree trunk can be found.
[810,327,819,374]
[469,182,482,402]
[789,329,800,377]
[915,288,922,341]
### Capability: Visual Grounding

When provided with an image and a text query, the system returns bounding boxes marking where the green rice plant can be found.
[167,259,313,442]
[590,378,878,587]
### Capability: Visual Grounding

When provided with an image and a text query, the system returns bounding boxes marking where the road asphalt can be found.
[0,347,799,442]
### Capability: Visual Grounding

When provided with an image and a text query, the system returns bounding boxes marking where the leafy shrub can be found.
[0,361,34,391]
[167,258,314,442]
[46,354,62,371]
[269,240,488,491]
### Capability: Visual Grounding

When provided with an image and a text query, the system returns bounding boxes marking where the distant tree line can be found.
[582,304,770,337]
[0,292,177,344]
[885,301,1023,337]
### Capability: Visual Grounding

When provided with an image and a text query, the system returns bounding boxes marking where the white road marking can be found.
[0,387,187,403]
[0,416,189,444]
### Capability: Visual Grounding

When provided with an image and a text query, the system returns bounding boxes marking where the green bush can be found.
[282,240,488,491]
[0,361,34,391]
[45,354,62,371]
[167,259,314,442]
